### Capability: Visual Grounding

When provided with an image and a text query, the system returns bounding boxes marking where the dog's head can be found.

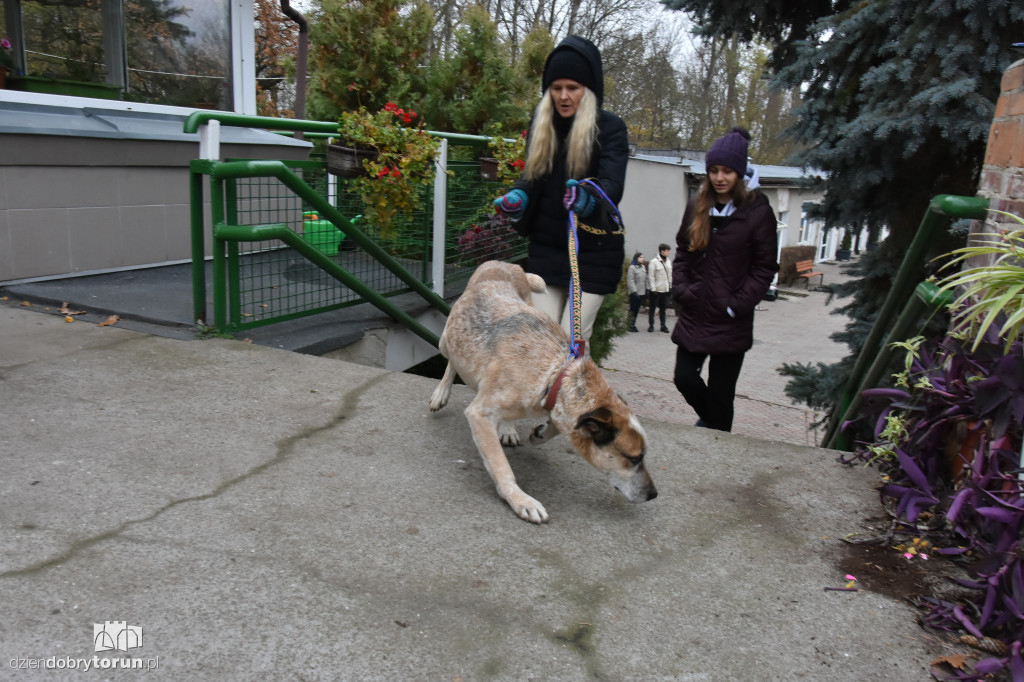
[569,405,657,503]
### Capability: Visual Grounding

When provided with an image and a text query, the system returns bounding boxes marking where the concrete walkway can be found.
[0,267,948,679]
[603,258,854,448]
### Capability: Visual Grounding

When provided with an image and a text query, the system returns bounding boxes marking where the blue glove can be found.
[494,189,528,217]
[563,179,596,217]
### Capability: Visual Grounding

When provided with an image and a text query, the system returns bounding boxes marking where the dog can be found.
[429,260,657,523]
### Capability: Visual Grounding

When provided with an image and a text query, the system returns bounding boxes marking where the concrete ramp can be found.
[1,305,936,679]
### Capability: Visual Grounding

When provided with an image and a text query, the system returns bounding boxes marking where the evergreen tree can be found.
[420,5,531,135]
[663,0,1024,434]
[306,0,434,120]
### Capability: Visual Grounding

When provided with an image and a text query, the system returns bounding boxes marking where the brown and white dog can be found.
[429,260,657,523]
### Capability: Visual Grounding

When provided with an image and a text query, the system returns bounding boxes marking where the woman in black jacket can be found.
[670,127,778,431]
[493,36,629,346]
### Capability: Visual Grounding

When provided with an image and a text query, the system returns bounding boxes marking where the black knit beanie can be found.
[542,36,603,104]
[705,127,750,177]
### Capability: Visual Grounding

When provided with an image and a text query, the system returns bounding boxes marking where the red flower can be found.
[511,159,525,170]
[348,82,357,92]
[390,167,402,178]
[377,167,390,179]
[384,102,399,112]
[409,111,417,118]
[520,130,528,138]
[402,114,413,123]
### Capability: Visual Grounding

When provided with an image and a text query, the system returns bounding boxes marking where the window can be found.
[125,0,233,109]
[800,202,823,245]
[5,0,233,109]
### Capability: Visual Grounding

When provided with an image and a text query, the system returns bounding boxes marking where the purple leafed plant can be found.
[456,212,520,266]
[849,331,1024,680]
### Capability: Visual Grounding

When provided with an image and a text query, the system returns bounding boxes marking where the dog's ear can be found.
[575,407,618,446]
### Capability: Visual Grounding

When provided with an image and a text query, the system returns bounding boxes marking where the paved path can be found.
[0,298,944,680]
[603,259,854,448]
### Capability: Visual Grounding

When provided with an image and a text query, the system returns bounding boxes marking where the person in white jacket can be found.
[626,252,647,332]
[647,243,671,332]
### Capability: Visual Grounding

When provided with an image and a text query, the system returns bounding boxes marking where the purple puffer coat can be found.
[670,192,779,354]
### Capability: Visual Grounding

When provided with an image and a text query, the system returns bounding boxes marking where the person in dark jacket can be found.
[493,35,629,345]
[670,127,778,431]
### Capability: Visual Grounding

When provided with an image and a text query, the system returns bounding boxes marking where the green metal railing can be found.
[823,194,990,450]
[184,112,526,348]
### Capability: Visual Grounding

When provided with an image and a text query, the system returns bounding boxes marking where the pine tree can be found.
[306,0,434,120]
[663,0,1024,433]
[420,5,531,135]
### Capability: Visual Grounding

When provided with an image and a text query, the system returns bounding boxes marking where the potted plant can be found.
[332,103,440,238]
[483,130,527,185]
[0,37,14,88]
[836,229,853,261]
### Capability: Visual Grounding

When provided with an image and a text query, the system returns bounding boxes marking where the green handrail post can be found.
[209,177,229,331]
[830,282,955,451]
[189,160,213,326]
[822,194,989,450]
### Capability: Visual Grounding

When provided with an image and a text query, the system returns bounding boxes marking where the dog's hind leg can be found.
[429,361,456,412]
[465,400,549,524]
[529,418,560,444]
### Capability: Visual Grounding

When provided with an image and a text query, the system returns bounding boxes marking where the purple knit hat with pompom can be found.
[706,127,750,176]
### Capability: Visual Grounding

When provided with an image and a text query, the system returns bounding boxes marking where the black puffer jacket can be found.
[670,193,779,354]
[511,38,629,296]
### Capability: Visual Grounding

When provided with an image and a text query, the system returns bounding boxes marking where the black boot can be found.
[660,309,669,332]
[627,312,638,332]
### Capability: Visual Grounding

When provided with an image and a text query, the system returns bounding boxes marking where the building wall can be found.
[619,158,688,261]
[977,57,1024,262]
[0,134,308,282]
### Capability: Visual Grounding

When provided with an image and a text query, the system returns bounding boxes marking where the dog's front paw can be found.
[429,384,451,412]
[507,491,549,524]
[499,422,521,447]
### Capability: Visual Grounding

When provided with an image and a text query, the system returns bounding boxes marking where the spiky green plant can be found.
[937,211,1024,353]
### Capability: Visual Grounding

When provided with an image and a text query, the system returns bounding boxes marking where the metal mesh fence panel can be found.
[217,151,526,332]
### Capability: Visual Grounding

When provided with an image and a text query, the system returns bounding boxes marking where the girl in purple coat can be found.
[670,128,779,431]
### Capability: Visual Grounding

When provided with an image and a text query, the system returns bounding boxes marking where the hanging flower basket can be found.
[327,144,379,178]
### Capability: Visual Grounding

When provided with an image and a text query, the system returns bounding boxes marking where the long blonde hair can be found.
[687,176,755,252]
[523,87,599,182]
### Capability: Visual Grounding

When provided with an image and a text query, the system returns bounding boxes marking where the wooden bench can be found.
[795,259,824,289]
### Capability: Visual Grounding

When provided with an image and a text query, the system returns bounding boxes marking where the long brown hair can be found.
[687,175,754,251]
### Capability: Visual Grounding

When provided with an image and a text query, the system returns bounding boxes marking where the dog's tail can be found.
[525,273,546,294]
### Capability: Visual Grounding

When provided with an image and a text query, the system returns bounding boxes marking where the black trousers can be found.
[649,291,668,327]
[628,292,643,319]
[673,345,745,432]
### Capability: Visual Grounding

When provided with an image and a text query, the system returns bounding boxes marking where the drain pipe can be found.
[280,1,308,137]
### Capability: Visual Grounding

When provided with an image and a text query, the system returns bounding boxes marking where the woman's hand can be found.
[494,189,528,219]
[562,179,596,217]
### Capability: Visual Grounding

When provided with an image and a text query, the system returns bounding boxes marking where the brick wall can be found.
[978,58,1024,232]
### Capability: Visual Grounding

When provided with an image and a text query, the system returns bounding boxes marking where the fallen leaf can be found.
[64,316,74,323]
[98,315,120,327]
[931,654,967,670]
[20,301,31,307]
[58,303,86,315]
